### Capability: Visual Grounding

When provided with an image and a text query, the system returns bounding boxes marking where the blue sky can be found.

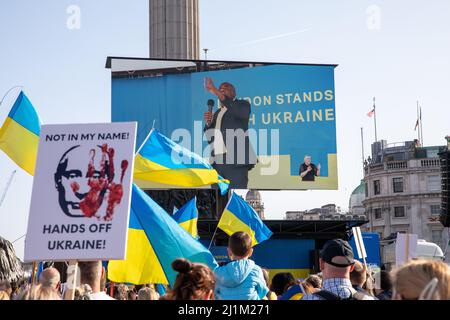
[1,0,450,259]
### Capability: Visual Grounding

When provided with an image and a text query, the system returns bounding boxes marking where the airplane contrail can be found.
[230,28,309,47]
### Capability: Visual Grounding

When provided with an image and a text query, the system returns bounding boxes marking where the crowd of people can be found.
[0,232,449,300]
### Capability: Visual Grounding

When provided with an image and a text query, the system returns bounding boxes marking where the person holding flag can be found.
[214,231,269,300]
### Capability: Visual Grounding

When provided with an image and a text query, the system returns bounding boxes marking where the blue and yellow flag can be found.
[172,196,199,239]
[134,129,229,195]
[108,184,217,286]
[278,284,304,300]
[0,91,41,175]
[218,192,273,247]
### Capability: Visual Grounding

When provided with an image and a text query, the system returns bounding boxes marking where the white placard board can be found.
[395,233,418,266]
[24,122,137,262]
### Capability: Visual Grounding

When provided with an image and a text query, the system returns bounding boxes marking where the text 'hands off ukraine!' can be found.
[43,223,112,250]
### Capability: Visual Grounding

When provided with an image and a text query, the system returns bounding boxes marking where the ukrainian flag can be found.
[218,192,273,247]
[0,91,41,175]
[172,196,199,239]
[108,184,217,286]
[134,129,229,195]
[278,284,304,300]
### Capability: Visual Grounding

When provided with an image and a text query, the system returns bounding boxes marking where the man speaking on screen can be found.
[299,155,321,182]
[203,77,256,189]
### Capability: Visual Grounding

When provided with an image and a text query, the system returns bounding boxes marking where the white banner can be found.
[24,122,137,262]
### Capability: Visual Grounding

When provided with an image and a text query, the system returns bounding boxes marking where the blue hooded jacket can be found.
[214,259,269,300]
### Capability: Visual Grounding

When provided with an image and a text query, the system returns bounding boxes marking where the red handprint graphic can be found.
[70,144,128,221]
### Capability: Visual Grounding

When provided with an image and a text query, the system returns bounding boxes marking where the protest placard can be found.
[24,122,137,262]
[395,233,418,266]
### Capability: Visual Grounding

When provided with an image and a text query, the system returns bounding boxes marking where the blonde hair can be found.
[18,284,61,300]
[392,260,450,300]
[138,287,160,300]
[0,290,10,300]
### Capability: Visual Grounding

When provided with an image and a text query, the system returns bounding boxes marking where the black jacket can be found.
[204,97,257,167]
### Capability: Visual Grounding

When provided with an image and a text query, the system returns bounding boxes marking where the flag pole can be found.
[416,101,421,143]
[0,86,23,107]
[420,105,424,146]
[361,127,365,176]
[373,97,378,142]
[208,225,219,250]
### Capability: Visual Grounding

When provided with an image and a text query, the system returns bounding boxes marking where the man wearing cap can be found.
[302,239,375,300]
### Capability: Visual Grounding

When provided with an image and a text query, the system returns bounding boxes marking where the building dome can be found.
[351,179,365,196]
[246,189,261,202]
[349,179,365,215]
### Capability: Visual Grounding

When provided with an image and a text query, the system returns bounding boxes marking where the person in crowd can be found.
[39,267,61,291]
[168,258,216,300]
[73,284,93,300]
[301,274,322,294]
[350,260,376,299]
[261,268,277,300]
[18,284,61,300]
[113,283,128,300]
[138,286,160,300]
[214,232,269,300]
[128,287,137,300]
[77,260,114,300]
[374,270,393,300]
[0,281,12,299]
[0,290,9,300]
[270,272,296,297]
[391,260,450,300]
[302,239,374,300]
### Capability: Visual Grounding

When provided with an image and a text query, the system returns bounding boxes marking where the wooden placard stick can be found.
[63,260,78,300]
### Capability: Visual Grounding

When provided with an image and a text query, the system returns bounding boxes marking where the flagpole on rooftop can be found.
[360,127,365,176]
[416,101,421,143]
[373,97,378,142]
[420,104,424,146]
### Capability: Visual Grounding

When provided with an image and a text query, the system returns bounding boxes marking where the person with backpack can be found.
[302,239,372,300]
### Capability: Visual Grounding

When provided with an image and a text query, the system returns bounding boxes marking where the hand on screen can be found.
[317,163,321,170]
[204,111,213,123]
[205,77,215,93]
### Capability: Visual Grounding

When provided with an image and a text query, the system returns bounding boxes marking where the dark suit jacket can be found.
[204,97,257,167]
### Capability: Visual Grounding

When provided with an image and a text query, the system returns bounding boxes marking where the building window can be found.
[374,208,382,219]
[374,180,381,195]
[431,205,441,216]
[394,206,406,218]
[365,182,368,197]
[393,177,404,193]
[427,175,441,192]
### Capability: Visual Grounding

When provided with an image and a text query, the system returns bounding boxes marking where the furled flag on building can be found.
[218,192,272,247]
[133,129,229,195]
[0,91,41,175]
